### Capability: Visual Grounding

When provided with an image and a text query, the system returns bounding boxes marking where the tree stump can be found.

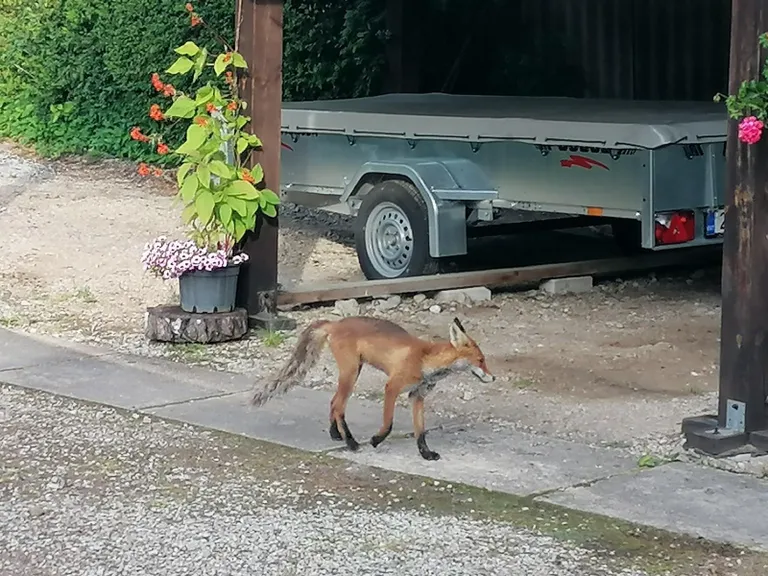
[145,305,249,344]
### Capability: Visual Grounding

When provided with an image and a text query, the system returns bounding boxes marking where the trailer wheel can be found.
[354,180,439,280]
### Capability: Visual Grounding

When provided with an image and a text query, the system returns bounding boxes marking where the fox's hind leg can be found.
[328,347,362,451]
[412,395,440,461]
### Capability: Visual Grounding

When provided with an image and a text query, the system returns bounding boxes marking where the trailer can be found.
[279,93,728,280]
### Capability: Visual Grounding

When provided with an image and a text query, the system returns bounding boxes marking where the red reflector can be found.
[655,211,695,245]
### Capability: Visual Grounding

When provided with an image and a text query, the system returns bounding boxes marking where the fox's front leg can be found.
[411,395,439,461]
[370,379,401,448]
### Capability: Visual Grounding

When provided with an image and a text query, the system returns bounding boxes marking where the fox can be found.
[250,315,495,461]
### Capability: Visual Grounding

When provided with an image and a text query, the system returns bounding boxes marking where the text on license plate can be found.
[705,208,725,237]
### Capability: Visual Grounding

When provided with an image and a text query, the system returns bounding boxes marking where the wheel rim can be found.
[364,201,414,278]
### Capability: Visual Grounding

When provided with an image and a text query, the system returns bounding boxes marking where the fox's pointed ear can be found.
[449,317,470,348]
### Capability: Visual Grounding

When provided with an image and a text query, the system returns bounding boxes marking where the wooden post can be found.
[682,0,768,454]
[234,0,283,322]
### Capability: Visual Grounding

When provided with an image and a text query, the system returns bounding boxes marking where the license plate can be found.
[705,208,725,237]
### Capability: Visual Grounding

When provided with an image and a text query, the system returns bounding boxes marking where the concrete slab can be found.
[0,327,92,370]
[145,387,428,453]
[539,462,768,552]
[0,353,249,410]
[331,422,638,496]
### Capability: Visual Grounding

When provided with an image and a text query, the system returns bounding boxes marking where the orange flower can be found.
[191,14,202,26]
[156,143,170,155]
[151,73,164,92]
[137,163,151,176]
[227,101,238,112]
[185,2,194,11]
[130,126,149,142]
[195,117,208,126]
[223,52,232,63]
[162,84,176,97]
[153,168,164,177]
[206,102,217,113]
[241,170,255,184]
[149,104,165,122]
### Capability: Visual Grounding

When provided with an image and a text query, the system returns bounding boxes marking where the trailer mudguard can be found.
[341,158,498,258]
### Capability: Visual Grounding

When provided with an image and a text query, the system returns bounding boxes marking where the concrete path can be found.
[3,326,768,552]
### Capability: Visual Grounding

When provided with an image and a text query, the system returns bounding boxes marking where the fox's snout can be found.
[470,363,495,383]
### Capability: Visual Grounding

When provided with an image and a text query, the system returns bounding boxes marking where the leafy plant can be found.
[714,31,768,145]
[133,3,279,261]
[0,0,389,160]
[141,236,249,279]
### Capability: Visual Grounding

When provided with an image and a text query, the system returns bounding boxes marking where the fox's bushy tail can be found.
[250,320,330,407]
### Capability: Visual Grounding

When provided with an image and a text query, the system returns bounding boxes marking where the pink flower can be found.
[738,115,764,145]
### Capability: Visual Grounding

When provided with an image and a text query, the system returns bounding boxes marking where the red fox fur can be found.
[250,315,494,461]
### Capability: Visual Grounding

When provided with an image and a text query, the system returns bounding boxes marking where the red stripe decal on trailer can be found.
[281,142,294,151]
[560,155,609,170]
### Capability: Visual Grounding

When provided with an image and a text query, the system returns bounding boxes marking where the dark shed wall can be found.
[549,0,732,100]
[413,0,731,101]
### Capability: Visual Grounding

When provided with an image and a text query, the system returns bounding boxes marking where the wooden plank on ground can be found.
[277,246,722,306]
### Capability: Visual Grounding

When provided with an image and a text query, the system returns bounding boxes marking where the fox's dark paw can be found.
[346,437,360,452]
[329,421,343,441]
[420,450,441,461]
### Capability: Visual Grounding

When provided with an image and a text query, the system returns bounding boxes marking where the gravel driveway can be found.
[4,384,757,576]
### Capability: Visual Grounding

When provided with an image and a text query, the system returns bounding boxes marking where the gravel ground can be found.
[0,140,764,478]
[1,384,761,576]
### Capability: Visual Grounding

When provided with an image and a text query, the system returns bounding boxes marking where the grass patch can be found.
[257,329,286,348]
[165,343,208,362]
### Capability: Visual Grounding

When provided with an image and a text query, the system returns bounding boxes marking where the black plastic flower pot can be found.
[178,264,241,313]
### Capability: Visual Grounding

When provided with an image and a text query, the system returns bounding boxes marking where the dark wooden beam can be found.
[277,246,722,307]
[235,0,283,317]
[683,0,768,455]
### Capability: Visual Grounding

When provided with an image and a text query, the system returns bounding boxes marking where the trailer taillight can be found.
[654,211,695,245]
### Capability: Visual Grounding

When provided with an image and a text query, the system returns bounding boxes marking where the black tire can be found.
[354,179,439,280]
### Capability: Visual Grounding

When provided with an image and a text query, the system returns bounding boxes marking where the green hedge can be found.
[0,0,388,160]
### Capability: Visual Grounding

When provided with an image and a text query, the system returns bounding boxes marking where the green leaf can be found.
[165,95,197,119]
[232,52,247,69]
[228,197,247,216]
[175,41,200,56]
[233,219,247,241]
[235,116,248,129]
[236,136,249,155]
[260,188,280,205]
[209,160,231,179]
[195,190,215,224]
[166,56,194,75]
[174,162,191,186]
[247,134,262,147]
[186,124,208,148]
[218,204,233,226]
[193,48,208,83]
[225,180,259,199]
[180,174,199,202]
[250,164,264,183]
[195,85,215,106]
[181,203,197,224]
[214,53,228,76]
[262,203,277,218]
[197,164,211,188]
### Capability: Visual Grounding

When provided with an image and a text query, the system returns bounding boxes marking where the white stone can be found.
[376,295,401,311]
[539,276,593,295]
[333,299,360,317]
[435,286,492,304]
[429,304,442,314]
